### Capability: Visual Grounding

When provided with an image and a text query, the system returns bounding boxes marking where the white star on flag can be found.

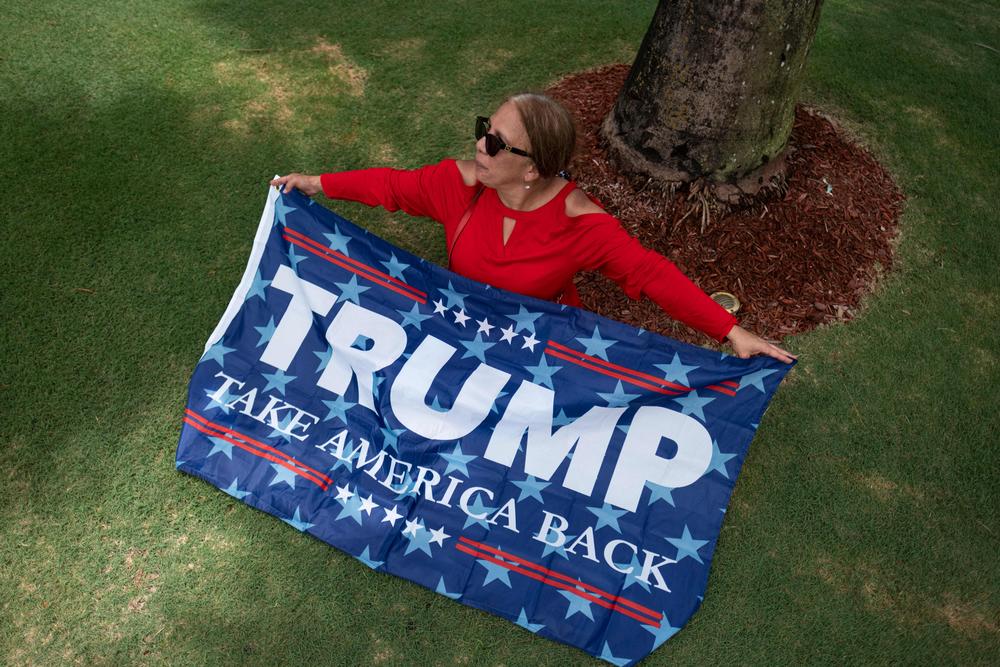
[429,526,450,546]
[499,324,517,343]
[359,494,379,515]
[403,518,423,537]
[432,299,448,316]
[476,317,494,336]
[453,308,470,326]
[521,332,540,352]
[335,484,354,502]
[382,505,403,526]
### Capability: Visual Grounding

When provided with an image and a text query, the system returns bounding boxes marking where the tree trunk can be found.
[602,0,824,200]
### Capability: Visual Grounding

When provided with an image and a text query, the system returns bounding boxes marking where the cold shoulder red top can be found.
[320,159,737,341]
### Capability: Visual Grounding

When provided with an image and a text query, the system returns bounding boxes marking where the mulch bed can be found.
[545,64,905,346]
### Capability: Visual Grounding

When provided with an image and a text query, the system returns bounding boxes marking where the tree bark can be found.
[603,0,824,199]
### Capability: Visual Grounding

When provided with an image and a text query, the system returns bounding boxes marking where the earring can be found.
[524,183,531,190]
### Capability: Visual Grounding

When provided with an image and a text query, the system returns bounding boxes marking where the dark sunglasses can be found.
[475,116,533,158]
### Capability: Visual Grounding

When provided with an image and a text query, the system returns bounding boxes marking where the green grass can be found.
[1,0,998,664]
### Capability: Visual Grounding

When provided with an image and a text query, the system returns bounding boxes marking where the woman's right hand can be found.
[270,173,322,196]
[725,325,796,364]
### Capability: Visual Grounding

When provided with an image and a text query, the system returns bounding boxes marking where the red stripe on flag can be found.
[286,227,426,298]
[545,347,682,396]
[284,226,426,298]
[545,340,740,398]
[282,228,427,303]
[454,542,660,627]
[546,340,691,392]
[282,235,427,304]
[457,536,661,620]
[184,409,333,485]
[185,409,332,483]
[182,417,330,490]
[184,417,329,491]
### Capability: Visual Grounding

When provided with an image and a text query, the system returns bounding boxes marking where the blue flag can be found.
[176,184,793,665]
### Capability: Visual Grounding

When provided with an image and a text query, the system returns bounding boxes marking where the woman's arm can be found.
[568,195,794,363]
[270,161,472,224]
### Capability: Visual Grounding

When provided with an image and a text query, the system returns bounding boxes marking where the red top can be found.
[320,159,737,341]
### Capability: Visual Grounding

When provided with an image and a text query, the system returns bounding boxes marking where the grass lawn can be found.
[2,0,997,664]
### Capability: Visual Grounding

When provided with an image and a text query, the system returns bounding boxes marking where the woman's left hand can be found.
[270,173,323,196]
[725,325,796,364]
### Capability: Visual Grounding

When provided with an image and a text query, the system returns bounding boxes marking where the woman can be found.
[271,93,794,363]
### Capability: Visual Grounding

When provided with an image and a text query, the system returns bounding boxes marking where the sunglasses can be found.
[475,116,533,158]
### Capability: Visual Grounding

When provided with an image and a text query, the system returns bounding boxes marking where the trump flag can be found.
[175,184,793,665]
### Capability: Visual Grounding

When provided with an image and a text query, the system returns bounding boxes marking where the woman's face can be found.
[474,101,535,188]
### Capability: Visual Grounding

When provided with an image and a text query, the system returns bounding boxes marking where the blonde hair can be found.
[507,93,576,178]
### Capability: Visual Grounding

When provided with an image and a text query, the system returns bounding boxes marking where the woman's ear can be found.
[523,163,540,184]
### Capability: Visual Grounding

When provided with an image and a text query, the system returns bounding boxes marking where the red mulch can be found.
[545,64,905,346]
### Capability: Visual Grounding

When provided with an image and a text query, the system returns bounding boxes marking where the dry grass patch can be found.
[213,37,369,136]
[370,142,399,165]
[370,636,398,664]
[913,33,970,68]
[902,105,946,129]
[855,472,925,504]
[460,44,514,85]
[812,553,1000,640]
[934,593,999,639]
[813,556,902,616]
[378,37,426,61]
[311,37,368,97]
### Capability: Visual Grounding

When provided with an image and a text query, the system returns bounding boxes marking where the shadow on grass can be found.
[2,78,291,493]
[0,55,587,666]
